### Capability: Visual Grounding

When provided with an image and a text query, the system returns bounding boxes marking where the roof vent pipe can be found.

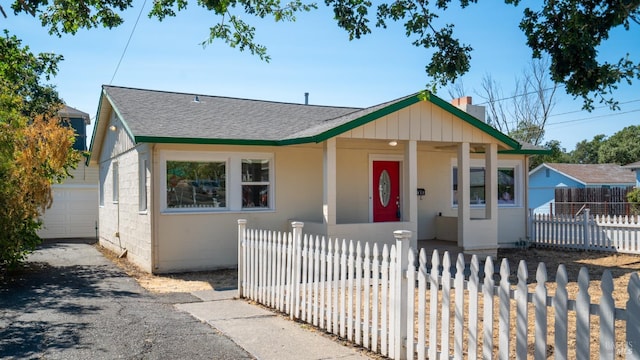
[304,92,309,105]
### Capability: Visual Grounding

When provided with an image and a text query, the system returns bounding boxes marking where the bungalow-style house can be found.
[529,163,636,214]
[89,86,546,273]
[37,106,99,239]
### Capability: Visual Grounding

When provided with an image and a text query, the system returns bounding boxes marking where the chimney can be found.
[451,96,485,122]
[304,92,309,105]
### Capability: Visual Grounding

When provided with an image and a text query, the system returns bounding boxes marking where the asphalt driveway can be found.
[0,239,253,360]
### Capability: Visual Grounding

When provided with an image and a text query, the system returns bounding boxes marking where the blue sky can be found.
[4,1,639,151]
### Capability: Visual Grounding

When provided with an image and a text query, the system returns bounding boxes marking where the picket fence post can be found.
[237,219,247,298]
[528,208,534,242]
[583,209,591,250]
[291,221,304,320]
[393,230,411,360]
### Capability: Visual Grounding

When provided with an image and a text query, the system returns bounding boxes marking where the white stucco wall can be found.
[97,111,153,272]
[152,144,325,273]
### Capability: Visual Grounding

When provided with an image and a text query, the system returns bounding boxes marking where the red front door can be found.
[373,161,401,222]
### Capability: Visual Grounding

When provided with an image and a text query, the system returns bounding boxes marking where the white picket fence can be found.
[237,219,640,359]
[530,209,640,254]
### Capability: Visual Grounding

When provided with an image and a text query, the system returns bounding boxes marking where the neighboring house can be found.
[89,86,546,273]
[528,163,636,214]
[37,106,99,239]
[623,161,640,187]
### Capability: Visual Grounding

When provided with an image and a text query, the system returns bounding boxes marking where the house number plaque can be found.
[379,170,391,207]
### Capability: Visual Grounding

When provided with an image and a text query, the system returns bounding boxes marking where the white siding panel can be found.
[363,121,376,138]
[420,103,432,140]
[38,186,98,238]
[431,106,443,141]
[387,113,399,140]
[375,117,387,139]
[407,107,420,140]
[441,112,453,141]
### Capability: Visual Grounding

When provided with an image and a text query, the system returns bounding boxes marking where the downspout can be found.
[151,144,159,273]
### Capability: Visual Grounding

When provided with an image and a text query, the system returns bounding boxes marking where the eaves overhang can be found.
[133,91,527,151]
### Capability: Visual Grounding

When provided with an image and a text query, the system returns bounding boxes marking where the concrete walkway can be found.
[176,290,372,360]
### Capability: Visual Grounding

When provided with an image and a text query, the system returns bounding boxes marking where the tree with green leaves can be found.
[598,125,640,165]
[528,139,570,170]
[2,0,638,109]
[570,134,606,164]
[0,32,81,272]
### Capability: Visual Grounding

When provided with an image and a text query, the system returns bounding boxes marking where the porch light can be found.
[388,140,398,147]
[109,125,117,132]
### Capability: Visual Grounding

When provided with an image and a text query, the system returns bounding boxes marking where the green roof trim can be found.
[499,148,553,155]
[311,94,423,143]
[135,136,281,146]
[103,90,136,141]
[132,91,531,151]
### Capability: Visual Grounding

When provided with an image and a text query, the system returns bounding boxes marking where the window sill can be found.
[161,208,275,215]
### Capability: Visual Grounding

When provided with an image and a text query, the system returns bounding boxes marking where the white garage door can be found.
[38,186,99,239]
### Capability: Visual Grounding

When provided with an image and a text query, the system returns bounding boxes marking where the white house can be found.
[37,106,99,239]
[89,86,546,273]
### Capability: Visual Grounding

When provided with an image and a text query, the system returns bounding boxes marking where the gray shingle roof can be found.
[59,105,89,120]
[103,85,362,141]
[544,163,636,185]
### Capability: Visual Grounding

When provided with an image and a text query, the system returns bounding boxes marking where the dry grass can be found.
[97,243,640,359]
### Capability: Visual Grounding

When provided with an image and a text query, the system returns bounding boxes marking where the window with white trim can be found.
[242,159,271,209]
[451,159,521,207]
[99,163,106,207]
[160,151,273,212]
[166,160,227,209]
[112,162,119,203]
[139,153,149,212]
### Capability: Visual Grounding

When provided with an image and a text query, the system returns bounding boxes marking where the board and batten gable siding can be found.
[99,111,137,162]
[338,100,499,145]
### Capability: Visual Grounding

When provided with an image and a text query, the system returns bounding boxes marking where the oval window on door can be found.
[379,170,391,207]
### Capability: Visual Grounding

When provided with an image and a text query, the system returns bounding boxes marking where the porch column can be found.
[403,140,418,248]
[323,138,337,225]
[405,140,418,222]
[457,142,470,247]
[485,143,498,220]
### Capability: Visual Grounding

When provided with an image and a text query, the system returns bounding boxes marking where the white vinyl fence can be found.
[237,220,640,359]
[530,209,640,254]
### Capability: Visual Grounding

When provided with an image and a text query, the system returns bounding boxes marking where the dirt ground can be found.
[95,244,237,293]
[98,243,640,297]
[97,244,640,359]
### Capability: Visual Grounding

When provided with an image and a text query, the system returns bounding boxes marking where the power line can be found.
[475,86,561,106]
[546,108,640,127]
[109,0,148,84]
[547,98,640,118]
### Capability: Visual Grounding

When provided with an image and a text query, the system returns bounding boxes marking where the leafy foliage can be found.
[3,1,638,107]
[528,139,570,170]
[627,187,640,215]
[518,0,640,110]
[0,32,81,272]
[570,134,606,164]
[597,125,640,165]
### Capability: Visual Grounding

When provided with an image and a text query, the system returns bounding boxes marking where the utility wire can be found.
[475,85,561,106]
[109,0,148,84]
[546,108,640,127]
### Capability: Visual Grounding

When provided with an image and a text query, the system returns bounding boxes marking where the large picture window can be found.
[452,161,519,207]
[166,161,226,209]
[160,151,273,213]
